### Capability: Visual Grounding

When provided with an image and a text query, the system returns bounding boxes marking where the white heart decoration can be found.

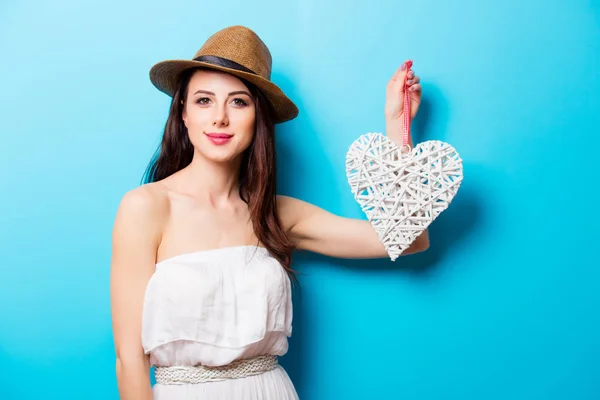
[346,132,464,261]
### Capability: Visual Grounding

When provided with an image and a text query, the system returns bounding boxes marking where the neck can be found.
[180,151,244,207]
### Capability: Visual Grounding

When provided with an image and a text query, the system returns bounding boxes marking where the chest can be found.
[162,199,257,256]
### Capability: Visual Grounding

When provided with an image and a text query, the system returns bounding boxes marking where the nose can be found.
[212,103,229,127]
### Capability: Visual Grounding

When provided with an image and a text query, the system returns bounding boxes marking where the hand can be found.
[384,61,422,121]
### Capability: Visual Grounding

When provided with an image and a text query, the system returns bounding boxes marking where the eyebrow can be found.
[193,90,252,97]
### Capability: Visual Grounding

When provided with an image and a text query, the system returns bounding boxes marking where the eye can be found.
[232,98,249,107]
[195,97,249,107]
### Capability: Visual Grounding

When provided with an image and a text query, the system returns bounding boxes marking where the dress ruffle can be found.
[141,246,293,367]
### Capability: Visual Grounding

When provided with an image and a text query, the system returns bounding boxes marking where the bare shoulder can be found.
[112,182,170,256]
[276,194,316,232]
[124,181,168,205]
[276,195,299,226]
[116,183,169,221]
[276,194,301,212]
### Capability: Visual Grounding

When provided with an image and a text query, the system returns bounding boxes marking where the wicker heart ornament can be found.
[345,132,463,260]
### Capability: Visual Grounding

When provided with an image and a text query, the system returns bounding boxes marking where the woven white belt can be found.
[154,354,279,385]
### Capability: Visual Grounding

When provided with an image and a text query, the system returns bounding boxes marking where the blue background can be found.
[1,0,599,399]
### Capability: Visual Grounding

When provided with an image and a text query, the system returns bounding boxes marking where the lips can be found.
[205,132,233,145]
[205,132,233,138]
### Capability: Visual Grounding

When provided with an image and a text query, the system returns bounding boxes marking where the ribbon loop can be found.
[402,59,414,151]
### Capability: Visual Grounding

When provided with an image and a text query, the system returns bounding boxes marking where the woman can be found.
[110,25,428,399]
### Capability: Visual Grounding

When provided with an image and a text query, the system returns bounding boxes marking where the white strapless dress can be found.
[142,245,299,399]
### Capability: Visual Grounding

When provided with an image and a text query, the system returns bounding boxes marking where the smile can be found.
[205,132,233,145]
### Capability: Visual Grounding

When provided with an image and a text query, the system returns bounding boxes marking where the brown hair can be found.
[142,68,298,284]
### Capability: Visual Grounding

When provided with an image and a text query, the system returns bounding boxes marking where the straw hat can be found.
[149,25,299,124]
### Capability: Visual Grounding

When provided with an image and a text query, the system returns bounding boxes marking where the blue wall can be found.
[1,0,599,399]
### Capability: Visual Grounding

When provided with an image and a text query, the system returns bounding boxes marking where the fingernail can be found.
[401,63,406,71]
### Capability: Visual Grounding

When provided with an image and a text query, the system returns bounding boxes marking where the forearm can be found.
[116,357,153,400]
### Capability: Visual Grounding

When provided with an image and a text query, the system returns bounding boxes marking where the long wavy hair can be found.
[142,67,298,284]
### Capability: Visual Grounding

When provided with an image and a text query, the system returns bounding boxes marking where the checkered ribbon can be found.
[402,59,414,152]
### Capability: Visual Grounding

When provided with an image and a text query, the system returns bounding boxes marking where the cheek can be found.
[233,111,256,137]
[241,116,256,144]
[185,108,210,128]
[244,115,256,133]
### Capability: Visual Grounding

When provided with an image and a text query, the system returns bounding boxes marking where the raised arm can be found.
[277,195,429,259]
[110,186,165,399]
[277,63,430,260]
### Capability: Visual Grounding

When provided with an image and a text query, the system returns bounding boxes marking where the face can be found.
[181,69,256,163]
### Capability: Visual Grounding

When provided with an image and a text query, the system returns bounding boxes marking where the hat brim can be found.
[149,59,298,124]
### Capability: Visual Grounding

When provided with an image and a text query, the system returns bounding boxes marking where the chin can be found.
[206,152,241,164]
[197,145,247,164]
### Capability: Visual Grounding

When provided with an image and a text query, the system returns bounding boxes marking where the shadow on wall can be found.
[276,80,484,397]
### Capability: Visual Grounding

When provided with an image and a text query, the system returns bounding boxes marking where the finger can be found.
[390,62,409,82]
[409,83,422,92]
[389,67,404,85]
[407,75,420,85]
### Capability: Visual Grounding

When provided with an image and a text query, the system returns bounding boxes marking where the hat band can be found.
[193,55,257,75]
